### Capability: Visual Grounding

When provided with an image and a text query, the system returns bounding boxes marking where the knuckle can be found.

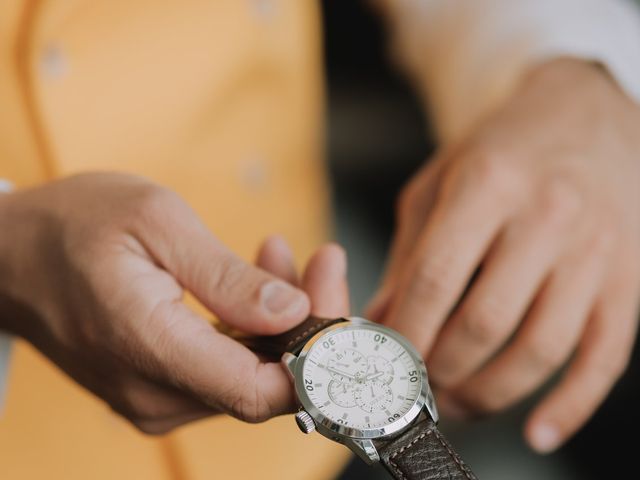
[537,177,583,225]
[522,336,568,371]
[208,255,250,299]
[593,349,629,381]
[588,223,617,258]
[461,302,511,345]
[132,185,182,226]
[472,151,520,195]
[230,395,269,424]
[408,255,455,302]
[220,366,271,424]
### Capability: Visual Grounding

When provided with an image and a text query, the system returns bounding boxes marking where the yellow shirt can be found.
[0,1,349,478]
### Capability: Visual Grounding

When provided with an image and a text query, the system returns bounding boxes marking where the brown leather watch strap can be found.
[375,417,477,480]
[226,315,347,360]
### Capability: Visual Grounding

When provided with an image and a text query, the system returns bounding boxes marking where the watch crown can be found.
[294,410,316,434]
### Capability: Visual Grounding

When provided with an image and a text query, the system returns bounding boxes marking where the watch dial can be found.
[301,326,423,430]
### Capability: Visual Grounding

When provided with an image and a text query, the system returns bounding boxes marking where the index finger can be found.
[385,163,514,356]
[367,157,445,320]
[145,301,295,423]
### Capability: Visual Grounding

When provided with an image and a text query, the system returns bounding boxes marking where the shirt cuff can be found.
[0,178,14,414]
[382,0,640,143]
[0,333,12,414]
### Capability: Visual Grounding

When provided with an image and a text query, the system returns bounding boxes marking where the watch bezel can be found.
[294,317,432,440]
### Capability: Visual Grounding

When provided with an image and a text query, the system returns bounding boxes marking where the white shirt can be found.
[382,0,640,142]
[1,0,640,410]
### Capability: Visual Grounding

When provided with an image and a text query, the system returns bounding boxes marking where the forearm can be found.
[379,0,640,143]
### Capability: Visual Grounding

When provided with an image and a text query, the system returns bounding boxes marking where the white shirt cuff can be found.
[0,178,14,414]
[0,333,12,414]
[383,0,640,143]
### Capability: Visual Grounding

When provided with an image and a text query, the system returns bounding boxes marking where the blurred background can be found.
[321,2,640,479]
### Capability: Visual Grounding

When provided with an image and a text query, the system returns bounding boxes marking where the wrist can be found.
[0,187,44,337]
[522,58,625,110]
[0,188,17,333]
[0,180,15,289]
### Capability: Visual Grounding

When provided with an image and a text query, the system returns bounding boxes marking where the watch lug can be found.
[344,438,380,465]
[424,388,439,424]
[281,352,297,382]
[343,316,373,325]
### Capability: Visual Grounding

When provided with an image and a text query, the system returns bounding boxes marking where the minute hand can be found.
[327,366,356,380]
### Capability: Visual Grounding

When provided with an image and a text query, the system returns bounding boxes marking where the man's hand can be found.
[0,172,349,434]
[368,59,640,452]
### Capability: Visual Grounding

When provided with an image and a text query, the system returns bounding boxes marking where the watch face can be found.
[298,323,425,434]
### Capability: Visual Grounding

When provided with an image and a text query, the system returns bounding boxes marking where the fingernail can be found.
[261,281,307,316]
[266,234,293,257]
[529,422,561,454]
[322,243,348,279]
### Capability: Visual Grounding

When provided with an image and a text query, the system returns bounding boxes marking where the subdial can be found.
[326,349,367,383]
[327,380,356,408]
[364,356,394,385]
[354,380,393,413]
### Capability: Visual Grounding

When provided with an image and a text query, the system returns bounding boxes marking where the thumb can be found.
[139,199,310,335]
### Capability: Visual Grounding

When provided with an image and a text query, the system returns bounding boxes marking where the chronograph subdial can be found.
[327,380,356,408]
[364,356,394,385]
[353,380,393,413]
[326,348,367,383]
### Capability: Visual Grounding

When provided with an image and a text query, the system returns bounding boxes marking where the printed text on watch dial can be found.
[302,328,421,429]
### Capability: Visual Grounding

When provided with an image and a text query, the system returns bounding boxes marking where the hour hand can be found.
[364,371,384,381]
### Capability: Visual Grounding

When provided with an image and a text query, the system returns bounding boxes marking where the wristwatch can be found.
[243,315,478,480]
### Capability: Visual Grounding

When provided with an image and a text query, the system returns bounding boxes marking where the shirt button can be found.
[250,0,277,20]
[239,157,269,192]
[0,179,14,193]
[40,44,68,80]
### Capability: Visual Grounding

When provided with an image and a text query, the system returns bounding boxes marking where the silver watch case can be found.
[282,316,439,464]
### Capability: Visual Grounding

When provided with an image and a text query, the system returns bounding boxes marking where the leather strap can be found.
[223,315,346,360]
[225,316,478,479]
[376,417,478,480]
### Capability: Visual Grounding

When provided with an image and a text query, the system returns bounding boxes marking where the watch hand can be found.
[327,366,355,380]
[364,371,384,381]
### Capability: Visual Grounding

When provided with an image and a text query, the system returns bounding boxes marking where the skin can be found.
[0,172,350,434]
[0,57,635,459]
[368,58,640,453]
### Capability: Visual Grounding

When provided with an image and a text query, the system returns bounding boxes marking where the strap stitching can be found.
[388,430,431,480]
[285,317,338,349]
[432,428,475,479]
[388,428,474,480]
